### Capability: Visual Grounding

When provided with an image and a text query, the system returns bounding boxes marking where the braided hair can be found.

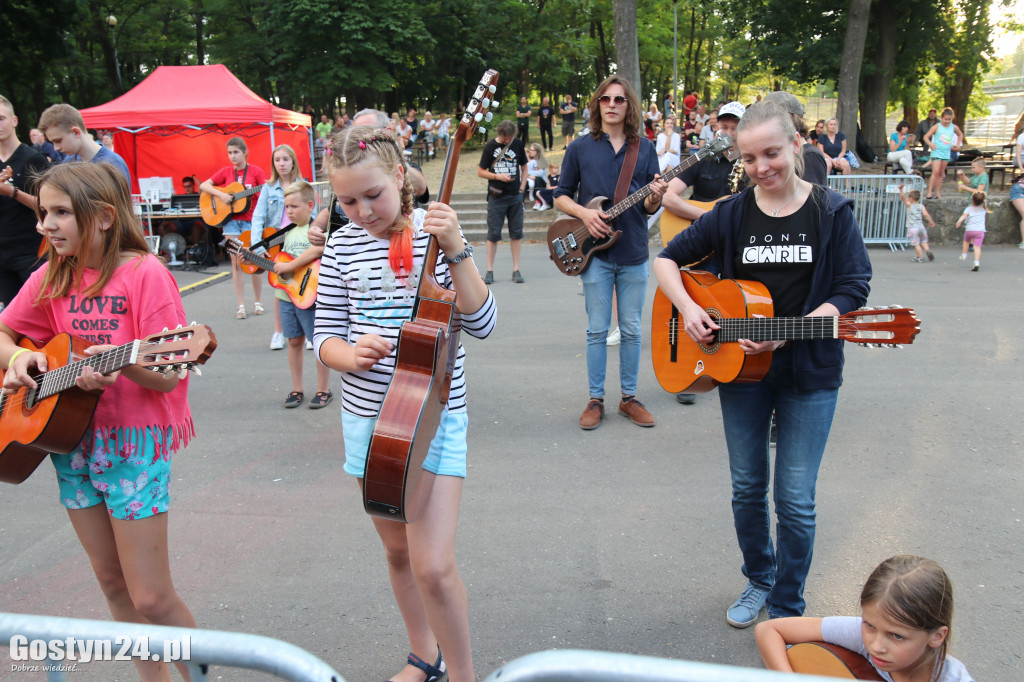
[324,125,417,276]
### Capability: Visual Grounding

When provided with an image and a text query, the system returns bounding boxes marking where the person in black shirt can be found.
[0,95,47,305]
[477,120,528,284]
[516,96,532,144]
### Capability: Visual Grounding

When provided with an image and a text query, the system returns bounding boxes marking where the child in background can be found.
[526,143,548,208]
[956,158,988,195]
[898,184,936,262]
[263,181,331,408]
[1,162,198,681]
[38,103,131,182]
[956,191,987,272]
[535,162,559,210]
[436,113,451,153]
[315,125,496,682]
[755,555,973,681]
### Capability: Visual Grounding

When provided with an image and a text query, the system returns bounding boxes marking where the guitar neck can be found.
[604,144,721,221]
[230,242,276,271]
[715,317,838,343]
[38,342,139,400]
[232,185,261,201]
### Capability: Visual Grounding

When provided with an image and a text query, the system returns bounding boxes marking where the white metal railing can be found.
[826,174,926,251]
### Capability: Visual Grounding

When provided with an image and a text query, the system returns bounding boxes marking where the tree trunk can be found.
[612,0,641,94]
[836,0,871,143]
[860,1,898,147]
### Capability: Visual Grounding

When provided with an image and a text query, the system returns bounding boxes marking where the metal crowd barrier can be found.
[1,612,343,682]
[482,649,855,682]
[826,174,925,251]
[312,180,334,213]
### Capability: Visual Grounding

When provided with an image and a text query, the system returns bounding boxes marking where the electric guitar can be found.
[225,238,319,309]
[362,69,499,524]
[651,270,920,394]
[235,227,282,274]
[0,325,218,484]
[786,642,884,680]
[546,134,732,276]
[200,182,262,226]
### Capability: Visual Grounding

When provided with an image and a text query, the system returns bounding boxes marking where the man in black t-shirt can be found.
[560,95,578,149]
[516,97,532,144]
[537,96,555,151]
[476,119,527,284]
[0,95,47,305]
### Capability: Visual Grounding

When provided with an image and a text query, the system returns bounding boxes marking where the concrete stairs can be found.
[450,192,554,244]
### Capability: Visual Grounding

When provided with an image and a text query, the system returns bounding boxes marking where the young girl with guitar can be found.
[250,143,303,350]
[653,101,871,627]
[314,125,495,682]
[1,162,199,681]
[756,556,974,681]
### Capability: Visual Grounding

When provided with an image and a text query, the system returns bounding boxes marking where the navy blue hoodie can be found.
[658,186,872,391]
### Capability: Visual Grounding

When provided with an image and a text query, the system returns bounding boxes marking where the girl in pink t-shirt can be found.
[1,162,198,680]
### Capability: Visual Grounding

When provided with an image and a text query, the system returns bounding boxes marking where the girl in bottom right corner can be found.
[755,555,974,681]
[956,191,987,272]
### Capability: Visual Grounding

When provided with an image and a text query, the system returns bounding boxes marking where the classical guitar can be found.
[0,324,217,484]
[651,270,921,394]
[225,238,319,309]
[199,182,262,226]
[547,134,732,276]
[658,198,719,246]
[787,642,884,680]
[363,69,499,523]
[235,227,281,274]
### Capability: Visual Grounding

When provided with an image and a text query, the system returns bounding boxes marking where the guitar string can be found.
[1,339,194,411]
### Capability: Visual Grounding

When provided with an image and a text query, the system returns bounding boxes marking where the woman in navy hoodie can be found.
[654,101,871,629]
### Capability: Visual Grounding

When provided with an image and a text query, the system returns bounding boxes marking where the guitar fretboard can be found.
[713,317,838,343]
[38,342,140,400]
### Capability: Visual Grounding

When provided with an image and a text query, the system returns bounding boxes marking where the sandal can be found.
[309,391,333,409]
[397,649,445,682]
[253,301,265,315]
[284,391,304,408]
[236,305,247,319]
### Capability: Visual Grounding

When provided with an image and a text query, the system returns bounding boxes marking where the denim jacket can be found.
[251,179,285,231]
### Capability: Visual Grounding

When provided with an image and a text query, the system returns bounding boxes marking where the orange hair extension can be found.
[388,216,414,278]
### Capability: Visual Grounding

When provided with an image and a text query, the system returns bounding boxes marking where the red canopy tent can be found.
[80,64,314,194]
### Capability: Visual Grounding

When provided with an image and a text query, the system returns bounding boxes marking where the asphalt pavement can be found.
[1,241,1022,681]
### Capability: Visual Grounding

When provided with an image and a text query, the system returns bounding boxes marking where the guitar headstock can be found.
[0,166,12,184]
[840,306,921,347]
[138,323,218,376]
[703,133,734,161]
[454,70,500,145]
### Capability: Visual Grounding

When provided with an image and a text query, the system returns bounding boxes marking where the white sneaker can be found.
[606,327,620,346]
[958,254,967,261]
[270,332,285,350]
[1019,242,1024,249]
[305,339,314,350]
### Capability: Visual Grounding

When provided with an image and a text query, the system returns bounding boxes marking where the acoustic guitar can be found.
[363,69,499,523]
[651,270,921,394]
[235,227,281,274]
[0,324,218,484]
[225,238,319,309]
[546,134,732,276]
[199,182,262,226]
[787,642,884,680]
[657,198,719,246]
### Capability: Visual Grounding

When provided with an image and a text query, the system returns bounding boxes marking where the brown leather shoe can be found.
[619,396,655,427]
[580,398,604,430]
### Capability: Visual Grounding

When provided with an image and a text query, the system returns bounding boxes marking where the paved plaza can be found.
[1,241,1022,680]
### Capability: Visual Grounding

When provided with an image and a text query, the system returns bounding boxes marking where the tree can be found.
[612,0,641,93]
[835,0,870,143]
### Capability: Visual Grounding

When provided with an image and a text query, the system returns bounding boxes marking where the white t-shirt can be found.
[961,204,986,232]
[820,617,974,682]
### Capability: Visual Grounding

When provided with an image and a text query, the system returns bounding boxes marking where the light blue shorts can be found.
[51,427,173,520]
[222,219,251,237]
[1010,183,1024,201]
[342,409,468,478]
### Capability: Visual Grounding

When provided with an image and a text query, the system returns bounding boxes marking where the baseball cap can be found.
[762,91,804,117]
[718,101,746,120]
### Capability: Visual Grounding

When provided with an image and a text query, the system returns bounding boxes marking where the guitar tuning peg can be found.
[191,365,202,377]
[491,100,500,108]
[177,366,188,380]
[162,326,169,332]
[481,97,491,108]
[889,304,902,309]
[484,112,493,122]
[488,84,496,93]
[474,112,483,122]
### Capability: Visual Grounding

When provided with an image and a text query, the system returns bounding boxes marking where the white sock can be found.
[974,260,980,266]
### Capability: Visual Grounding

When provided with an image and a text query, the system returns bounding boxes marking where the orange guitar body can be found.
[267,252,319,309]
[200,182,258,226]
[787,642,884,680]
[652,270,773,394]
[236,227,280,274]
[0,336,102,484]
[658,198,719,246]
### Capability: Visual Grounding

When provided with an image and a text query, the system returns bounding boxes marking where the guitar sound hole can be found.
[697,308,723,354]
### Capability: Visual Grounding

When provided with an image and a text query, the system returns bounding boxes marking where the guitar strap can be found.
[614,138,640,204]
[250,222,297,251]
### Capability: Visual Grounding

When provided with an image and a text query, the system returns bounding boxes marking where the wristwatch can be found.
[442,244,473,264]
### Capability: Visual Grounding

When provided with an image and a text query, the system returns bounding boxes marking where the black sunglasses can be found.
[598,95,627,105]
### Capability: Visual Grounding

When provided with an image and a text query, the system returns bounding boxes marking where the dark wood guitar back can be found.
[362,70,497,523]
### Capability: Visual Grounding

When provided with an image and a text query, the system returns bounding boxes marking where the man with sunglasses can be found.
[554,77,667,431]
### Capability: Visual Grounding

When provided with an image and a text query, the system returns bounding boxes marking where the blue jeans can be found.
[717,347,838,618]
[579,257,648,398]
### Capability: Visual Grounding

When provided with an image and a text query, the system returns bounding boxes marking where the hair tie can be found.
[359,141,366,149]
[325,148,333,156]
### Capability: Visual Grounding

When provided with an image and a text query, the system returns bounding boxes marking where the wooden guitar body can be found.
[267,252,320,309]
[0,335,103,484]
[200,182,252,226]
[658,198,720,246]
[547,196,621,275]
[787,642,884,680]
[652,271,773,394]
[237,227,279,274]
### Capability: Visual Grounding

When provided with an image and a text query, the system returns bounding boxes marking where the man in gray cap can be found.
[761,91,828,184]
